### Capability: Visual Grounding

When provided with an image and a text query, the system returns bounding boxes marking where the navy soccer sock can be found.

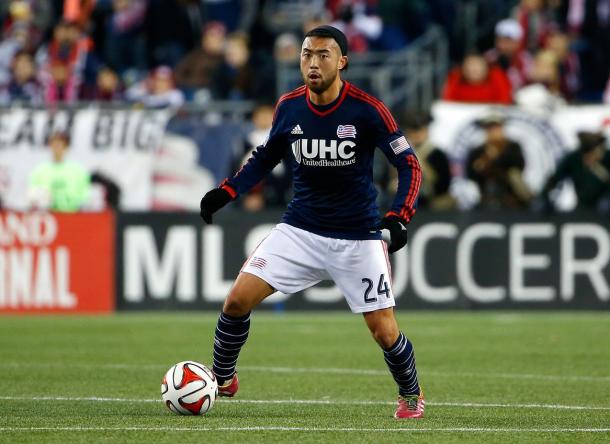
[212,311,251,386]
[383,331,420,396]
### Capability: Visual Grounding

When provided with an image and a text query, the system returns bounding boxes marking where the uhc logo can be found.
[291,139,356,166]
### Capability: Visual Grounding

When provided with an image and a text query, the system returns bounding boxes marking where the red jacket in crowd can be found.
[442,65,513,104]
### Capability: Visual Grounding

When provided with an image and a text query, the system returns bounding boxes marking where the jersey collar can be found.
[306,81,351,117]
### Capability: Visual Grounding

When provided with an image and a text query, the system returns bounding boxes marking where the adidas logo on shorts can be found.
[291,125,304,135]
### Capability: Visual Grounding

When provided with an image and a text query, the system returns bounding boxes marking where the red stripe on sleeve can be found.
[400,155,422,221]
[219,179,237,199]
[273,86,306,121]
[347,88,398,132]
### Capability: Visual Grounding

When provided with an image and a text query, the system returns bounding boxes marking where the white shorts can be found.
[241,223,395,313]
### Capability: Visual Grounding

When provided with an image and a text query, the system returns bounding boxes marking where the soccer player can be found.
[200,25,424,419]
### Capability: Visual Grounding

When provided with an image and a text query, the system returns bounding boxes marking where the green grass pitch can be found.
[0,311,609,443]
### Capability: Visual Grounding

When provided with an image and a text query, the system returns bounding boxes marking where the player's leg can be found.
[363,308,420,395]
[212,271,274,395]
[328,239,424,418]
[212,223,328,397]
[361,306,399,348]
[223,271,275,317]
[362,308,424,418]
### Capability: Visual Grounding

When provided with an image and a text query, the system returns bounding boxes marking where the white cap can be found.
[495,19,523,41]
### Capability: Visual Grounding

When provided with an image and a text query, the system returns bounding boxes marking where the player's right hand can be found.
[200,188,232,224]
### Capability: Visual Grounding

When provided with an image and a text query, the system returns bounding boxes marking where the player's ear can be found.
[339,56,348,71]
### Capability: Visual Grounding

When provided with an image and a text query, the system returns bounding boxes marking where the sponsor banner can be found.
[0,107,172,210]
[0,211,115,313]
[117,210,610,310]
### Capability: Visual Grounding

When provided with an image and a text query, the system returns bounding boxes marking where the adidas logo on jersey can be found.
[291,125,304,135]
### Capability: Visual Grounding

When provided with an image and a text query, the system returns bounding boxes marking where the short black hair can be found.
[304,25,349,71]
[578,131,606,153]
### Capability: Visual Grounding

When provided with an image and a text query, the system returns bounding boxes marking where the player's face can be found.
[49,137,68,162]
[300,37,346,94]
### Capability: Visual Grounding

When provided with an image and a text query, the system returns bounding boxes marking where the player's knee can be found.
[222,297,252,317]
[371,328,399,349]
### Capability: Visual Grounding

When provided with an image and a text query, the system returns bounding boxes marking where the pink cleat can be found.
[217,373,239,398]
[394,390,425,419]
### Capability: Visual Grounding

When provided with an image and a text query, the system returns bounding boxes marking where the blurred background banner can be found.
[116,210,610,311]
[430,101,610,194]
[0,107,172,210]
[428,101,610,210]
[2,103,608,213]
[0,210,115,313]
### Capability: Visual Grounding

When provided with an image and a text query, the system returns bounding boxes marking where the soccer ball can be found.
[161,361,218,415]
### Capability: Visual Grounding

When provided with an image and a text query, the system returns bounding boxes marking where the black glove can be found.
[200,188,233,224]
[381,216,408,254]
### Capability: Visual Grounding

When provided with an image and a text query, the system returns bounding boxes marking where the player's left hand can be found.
[381,216,408,254]
[200,188,232,224]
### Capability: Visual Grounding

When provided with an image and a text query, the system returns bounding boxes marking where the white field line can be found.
[2,362,609,383]
[0,426,609,433]
[240,366,610,383]
[1,395,609,411]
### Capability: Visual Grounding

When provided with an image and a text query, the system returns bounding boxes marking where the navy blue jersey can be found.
[221,81,422,240]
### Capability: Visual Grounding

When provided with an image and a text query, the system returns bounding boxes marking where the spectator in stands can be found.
[212,32,258,100]
[466,114,532,209]
[37,19,95,102]
[1,0,53,49]
[271,32,301,92]
[402,110,456,210]
[0,50,41,105]
[544,30,580,100]
[274,32,300,65]
[103,0,148,76]
[28,131,91,212]
[0,21,36,86]
[442,53,513,104]
[512,0,554,53]
[37,19,91,73]
[126,65,184,108]
[524,49,565,99]
[541,131,610,211]
[174,21,226,101]
[485,18,531,92]
[329,3,382,53]
[41,60,79,103]
[62,0,96,30]
[80,66,124,101]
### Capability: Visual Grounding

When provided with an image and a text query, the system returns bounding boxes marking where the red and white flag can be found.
[337,125,357,138]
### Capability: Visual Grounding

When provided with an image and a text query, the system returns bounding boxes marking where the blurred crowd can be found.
[1,0,608,107]
[0,0,465,107]
[442,0,610,105]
